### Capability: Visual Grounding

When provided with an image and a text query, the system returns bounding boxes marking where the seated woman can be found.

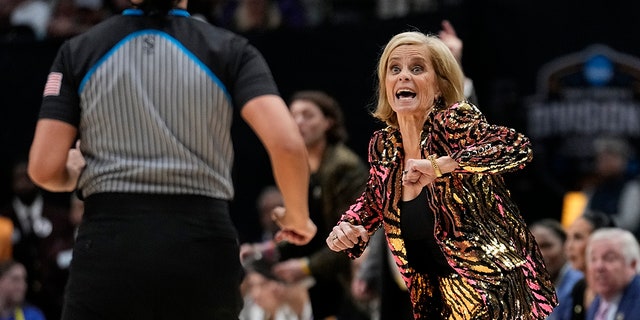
[560,210,615,320]
[0,260,46,320]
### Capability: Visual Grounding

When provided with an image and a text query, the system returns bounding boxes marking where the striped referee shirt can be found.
[39,9,280,200]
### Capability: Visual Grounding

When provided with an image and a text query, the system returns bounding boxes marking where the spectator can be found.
[585,228,640,320]
[256,185,284,241]
[437,19,477,105]
[0,160,74,320]
[530,218,583,320]
[0,0,51,41]
[239,185,282,265]
[219,0,305,33]
[376,0,436,20]
[583,136,640,237]
[273,90,369,320]
[561,210,616,320]
[47,0,105,39]
[0,260,46,320]
[350,228,413,320]
[239,254,312,320]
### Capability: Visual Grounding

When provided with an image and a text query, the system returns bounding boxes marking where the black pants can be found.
[61,193,242,320]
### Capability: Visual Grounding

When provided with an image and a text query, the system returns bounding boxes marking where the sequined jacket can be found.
[339,101,558,319]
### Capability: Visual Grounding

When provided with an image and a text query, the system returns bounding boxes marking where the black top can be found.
[400,187,453,276]
[569,278,587,320]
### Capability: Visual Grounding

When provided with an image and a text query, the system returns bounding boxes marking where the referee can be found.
[27,0,317,318]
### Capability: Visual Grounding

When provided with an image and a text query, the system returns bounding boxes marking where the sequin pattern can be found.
[339,101,557,319]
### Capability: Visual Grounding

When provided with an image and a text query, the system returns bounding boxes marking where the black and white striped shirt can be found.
[39,9,279,200]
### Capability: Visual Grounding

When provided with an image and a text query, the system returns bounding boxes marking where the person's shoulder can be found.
[332,143,360,158]
[620,275,640,312]
[370,127,399,144]
[438,100,484,124]
[367,127,400,159]
[630,274,640,289]
[327,143,366,170]
[564,267,584,288]
[376,126,397,137]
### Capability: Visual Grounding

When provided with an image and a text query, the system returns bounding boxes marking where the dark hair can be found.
[581,209,616,230]
[137,0,180,16]
[531,218,567,243]
[0,260,21,278]
[289,90,347,145]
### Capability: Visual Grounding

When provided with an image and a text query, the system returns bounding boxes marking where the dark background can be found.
[2,0,639,242]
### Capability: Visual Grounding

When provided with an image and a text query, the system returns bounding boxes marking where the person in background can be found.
[350,228,413,320]
[0,260,45,320]
[529,219,583,320]
[327,30,557,319]
[560,210,616,320]
[0,160,74,320]
[256,185,284,242]
[273,90,369,320]
[219,0,306,33]
[437,19,477,105]
[26,0,316,317]
[239,186,282,267]
[239,254,312,320]
[585,228,640,320]
[583,136,640,237]
[0,0,51,41]
[46,0,106,39]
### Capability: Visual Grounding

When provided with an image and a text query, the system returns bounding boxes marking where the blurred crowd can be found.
[0,160,81,320]
[237,133,640,320]
[0,0,468,42]
[1,99,639,319]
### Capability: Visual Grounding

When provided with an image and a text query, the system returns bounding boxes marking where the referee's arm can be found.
[242,94,316,245]
[28,119,85,192]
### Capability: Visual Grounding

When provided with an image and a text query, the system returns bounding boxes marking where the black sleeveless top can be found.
[399,187,454,276]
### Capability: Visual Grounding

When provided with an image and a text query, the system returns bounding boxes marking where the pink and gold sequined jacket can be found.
[339,101,557,319]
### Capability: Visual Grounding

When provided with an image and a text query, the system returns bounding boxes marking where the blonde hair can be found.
[372,31,466,127]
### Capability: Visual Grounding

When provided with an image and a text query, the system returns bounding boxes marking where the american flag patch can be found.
[43,72,63,97]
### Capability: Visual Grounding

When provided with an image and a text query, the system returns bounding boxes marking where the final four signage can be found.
[525,44,640,189]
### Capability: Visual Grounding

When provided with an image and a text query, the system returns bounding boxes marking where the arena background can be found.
[2,0,639,242]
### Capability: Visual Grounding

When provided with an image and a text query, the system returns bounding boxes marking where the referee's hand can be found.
[271,206,316,245]
[65,140,86,191]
